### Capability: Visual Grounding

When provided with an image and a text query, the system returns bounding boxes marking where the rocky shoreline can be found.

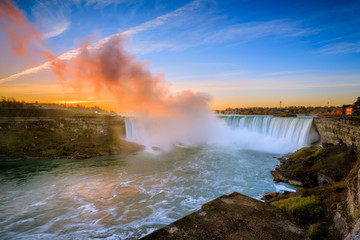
[143,116,360,240]
[265,116,360,239]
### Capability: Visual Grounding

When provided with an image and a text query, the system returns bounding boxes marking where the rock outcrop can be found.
[141,192,304,240]
[271,144,356,188]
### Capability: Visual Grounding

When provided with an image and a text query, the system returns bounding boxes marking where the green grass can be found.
[271,195,323,225]
[311,148,326,158]
[291,147,315,162]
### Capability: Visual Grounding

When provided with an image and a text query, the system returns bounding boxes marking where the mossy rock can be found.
[290,147,316,162]
[273,144,356,187]
[271,195,324,225]
[311,148,327,158]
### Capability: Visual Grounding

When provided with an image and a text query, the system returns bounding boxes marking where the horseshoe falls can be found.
[125,115,319,154]
[223,115,319,147]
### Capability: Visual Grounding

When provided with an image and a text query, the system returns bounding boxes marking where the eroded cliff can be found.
[314,117,360,152]
[0,115,142,158]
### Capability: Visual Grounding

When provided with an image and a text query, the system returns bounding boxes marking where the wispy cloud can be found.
[124,0,203,36]
[42,20,71,39]
[0,0,203,83]
[205,20,317,43]
[0,0,317,83]
[129,13,318,54]
[260,70,314,77]
[32,0,72,39]
[317,41,360,55]
[84,0,137,8]
[170,72,360,92]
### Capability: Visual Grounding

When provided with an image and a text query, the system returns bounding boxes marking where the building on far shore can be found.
[343,97,360,115]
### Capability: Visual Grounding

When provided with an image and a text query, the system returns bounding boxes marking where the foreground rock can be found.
[141,192,304,240]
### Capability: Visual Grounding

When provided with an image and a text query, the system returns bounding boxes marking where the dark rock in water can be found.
[141,192,304,240]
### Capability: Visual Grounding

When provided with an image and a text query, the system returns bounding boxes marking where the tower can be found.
[280,101,282,108]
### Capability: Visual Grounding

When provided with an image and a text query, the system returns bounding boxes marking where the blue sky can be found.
[1,0,360,109]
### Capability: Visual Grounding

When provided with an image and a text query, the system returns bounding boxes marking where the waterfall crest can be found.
[222,115,319,146]
[124,115,319,153]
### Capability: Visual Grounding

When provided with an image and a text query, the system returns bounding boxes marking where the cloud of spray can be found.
[0,0,214,151]
[50,34,215,151]
[0,0,51,64]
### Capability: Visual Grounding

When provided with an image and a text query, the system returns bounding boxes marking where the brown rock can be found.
[141,192,304,240]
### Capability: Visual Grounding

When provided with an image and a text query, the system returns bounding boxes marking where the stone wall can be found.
[313,117,360,152]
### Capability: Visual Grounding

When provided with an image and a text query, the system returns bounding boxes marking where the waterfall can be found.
[124,115,319,153]
[124,117,137,142]
[221,115,319,146]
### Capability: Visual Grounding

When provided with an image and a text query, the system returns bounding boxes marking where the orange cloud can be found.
[50,34,211,115]
[0,0,51,64]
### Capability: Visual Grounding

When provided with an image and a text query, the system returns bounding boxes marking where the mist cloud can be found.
[0,0,49,63]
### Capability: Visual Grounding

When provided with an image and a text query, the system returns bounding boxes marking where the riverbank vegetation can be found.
[268,142,360,239]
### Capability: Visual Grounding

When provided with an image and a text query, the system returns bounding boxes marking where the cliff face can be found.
[0,115,141,158]
[314,117,360,152]
[313,117,360,238]
[269,116,360,239]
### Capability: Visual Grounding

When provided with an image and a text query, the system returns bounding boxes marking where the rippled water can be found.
[0,146,296,239]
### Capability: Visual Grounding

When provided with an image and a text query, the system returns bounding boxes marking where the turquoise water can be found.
[0,145,296,239]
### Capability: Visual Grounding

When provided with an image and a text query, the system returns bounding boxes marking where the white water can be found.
[223,115,319,146]
[125,115,319,154]
[0,115,318,239]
